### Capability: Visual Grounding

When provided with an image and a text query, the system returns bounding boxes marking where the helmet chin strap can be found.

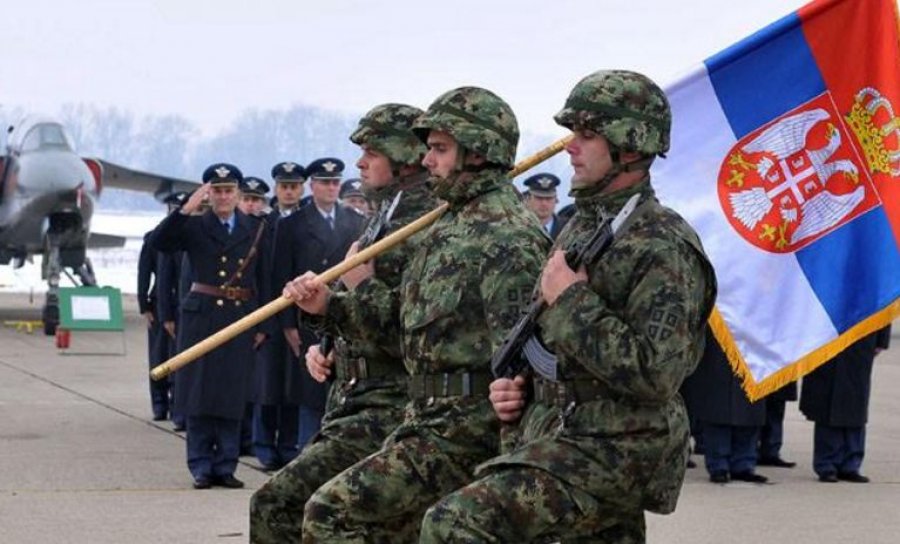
[570,148,655,199]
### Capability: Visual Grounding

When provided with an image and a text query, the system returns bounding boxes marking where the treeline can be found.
[2,103,571,211]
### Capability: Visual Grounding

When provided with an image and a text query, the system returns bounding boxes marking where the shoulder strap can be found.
[222,218,267,288]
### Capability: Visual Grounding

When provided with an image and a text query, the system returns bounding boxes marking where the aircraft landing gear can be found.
[77,257,97,287]
[41,237,62,336]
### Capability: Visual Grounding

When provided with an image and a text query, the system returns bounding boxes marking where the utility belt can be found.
[334,339,401,382]
[533,376,607,408]
[407,371,493,401]
[190,282,254,302]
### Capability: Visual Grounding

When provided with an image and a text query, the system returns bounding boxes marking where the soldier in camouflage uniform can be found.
[420,70,718,543]
[248,103,438,543]
[285,87,549,543]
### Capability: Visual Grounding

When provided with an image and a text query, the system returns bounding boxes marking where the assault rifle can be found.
[320,190,403,357]
[490,193,641,379]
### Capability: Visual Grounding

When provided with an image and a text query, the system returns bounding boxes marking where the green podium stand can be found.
[57,287,126,355]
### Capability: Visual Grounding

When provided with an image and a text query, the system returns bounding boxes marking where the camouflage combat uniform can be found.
[249,104,438,543]
[302,88,550,543]
[420,71,717,543]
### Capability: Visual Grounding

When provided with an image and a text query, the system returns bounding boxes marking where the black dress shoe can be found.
[213,475,245,489]
[172,423,186,432]
[757,456,796,468]
[709,471,730,484]
[193,478,211,490]
[818,473,839,483]
[731,471,768,483]
[837,471,870,483]
[261,461,284,472]
[686,459,697,469]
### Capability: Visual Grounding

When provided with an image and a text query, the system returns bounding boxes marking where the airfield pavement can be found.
[0,291,898,543]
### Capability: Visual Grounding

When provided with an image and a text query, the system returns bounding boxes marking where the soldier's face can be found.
[567,128,614,189]
[239,194,266,216]
[423,131,459,179]
[311,179,340,207]
[275,181,303,207]
[210,185,238,216]
[527,194,557,221]
[357,146,393,189]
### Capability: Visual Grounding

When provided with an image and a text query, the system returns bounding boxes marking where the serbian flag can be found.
[653,0,900,400]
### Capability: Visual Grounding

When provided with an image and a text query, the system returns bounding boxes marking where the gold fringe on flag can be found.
[710,299,900,401]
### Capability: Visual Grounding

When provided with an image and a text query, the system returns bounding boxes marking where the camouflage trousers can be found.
[302,431,495,543]
[420,466,646,543]
[248,403,404,544]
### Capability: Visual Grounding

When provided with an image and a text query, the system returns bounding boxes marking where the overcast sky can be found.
[5,0,812,140]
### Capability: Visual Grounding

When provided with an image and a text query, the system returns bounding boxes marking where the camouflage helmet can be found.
[412,87,519,167]
[554,70,671,156]
[350,103,427,166]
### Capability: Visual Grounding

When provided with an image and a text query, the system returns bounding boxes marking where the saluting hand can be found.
[489,375,528,422]
[181,183,210,215]
[540,250,588,306]
[340,242,375,290]
[283,271,330,315]
[306,344,335,383]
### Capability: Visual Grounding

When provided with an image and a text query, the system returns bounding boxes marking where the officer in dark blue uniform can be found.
[235,176,272,455]
[152,163,270,489]
[138,226,168,421]
[800,326,891,483]
[270,161,307,217]
[689,329,768,484]
[273,157,365,448]
[155,191,189,430]
[239,177,271,217]
[522,172,566,239]
[339,177,370,217]
[249,163,308,470]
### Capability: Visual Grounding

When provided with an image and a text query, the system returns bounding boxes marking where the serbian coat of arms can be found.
[717,88,899,253]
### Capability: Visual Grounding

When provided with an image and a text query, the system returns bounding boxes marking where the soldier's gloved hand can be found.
[306,344,335,383]
[540,250,588,306]
[143,311,155,328]
[340,242,375,290]
[283,271,330,315]
[489,375,528,422]
[163,321,176,339]
[284,327,302,358]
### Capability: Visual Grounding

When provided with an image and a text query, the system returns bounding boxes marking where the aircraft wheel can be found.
[42,303,59,336]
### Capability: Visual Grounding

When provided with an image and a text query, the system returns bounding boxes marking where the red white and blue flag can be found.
[653,0,900,399]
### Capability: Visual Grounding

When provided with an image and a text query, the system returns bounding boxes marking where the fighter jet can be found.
[0,114,198,334]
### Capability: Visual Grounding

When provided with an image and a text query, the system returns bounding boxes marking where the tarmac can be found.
[0,291,898,543]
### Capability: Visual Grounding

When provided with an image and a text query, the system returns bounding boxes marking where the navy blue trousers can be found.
[703,423,760,474]
[147,324,171,419]
[813,424,865,476]
[298,405,324,450]
[759,397,786,459]
[186,415,241,481]
[253,403,300,466]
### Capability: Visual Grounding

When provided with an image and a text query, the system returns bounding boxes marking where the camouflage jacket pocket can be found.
[402,280,463,332]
